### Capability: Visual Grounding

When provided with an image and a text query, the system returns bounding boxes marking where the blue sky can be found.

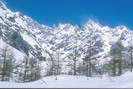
[5,0,133,29]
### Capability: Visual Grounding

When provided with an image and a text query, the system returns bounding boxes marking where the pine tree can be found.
[19,56,41,82]
[29,57,41,81]
[82,28,99,77]
[0,46,14,81]
[110,40,124,76]
[72,28,79,75]
[128,35,133,72]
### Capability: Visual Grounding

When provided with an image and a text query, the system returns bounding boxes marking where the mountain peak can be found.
[0,0,133,80]
[115,25,128,31]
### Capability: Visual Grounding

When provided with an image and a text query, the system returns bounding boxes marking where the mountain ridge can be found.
[0,0,133,81]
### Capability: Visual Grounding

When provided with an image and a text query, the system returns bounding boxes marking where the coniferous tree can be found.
[128,35,133,72]
[0,46,14,81]
[110,40,124,76]
[82,28,99,77]
[29,57,41,81]
[18,56,41,82]
[72,28,79,75]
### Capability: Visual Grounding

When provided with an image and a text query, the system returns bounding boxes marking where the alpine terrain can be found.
[0,1,133,88]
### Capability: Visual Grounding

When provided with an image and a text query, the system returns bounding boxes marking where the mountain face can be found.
[0,1,133,79]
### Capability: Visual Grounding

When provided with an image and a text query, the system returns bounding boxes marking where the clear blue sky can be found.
[5,0,133,29]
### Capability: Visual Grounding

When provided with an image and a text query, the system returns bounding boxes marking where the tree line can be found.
[0,46,41,82]
[45,29,133,78]
[0,29,133,82]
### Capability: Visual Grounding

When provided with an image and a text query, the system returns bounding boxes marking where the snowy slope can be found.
[0,38,25,61]
[0,71,133,88]
[0,1,51,61]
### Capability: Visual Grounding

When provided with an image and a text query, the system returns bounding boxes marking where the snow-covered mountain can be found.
[0,1,133,76]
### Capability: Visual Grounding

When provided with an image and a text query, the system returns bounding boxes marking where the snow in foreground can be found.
[0,72,133,88]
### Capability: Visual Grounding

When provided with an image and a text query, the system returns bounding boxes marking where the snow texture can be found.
[0,71,133,88]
